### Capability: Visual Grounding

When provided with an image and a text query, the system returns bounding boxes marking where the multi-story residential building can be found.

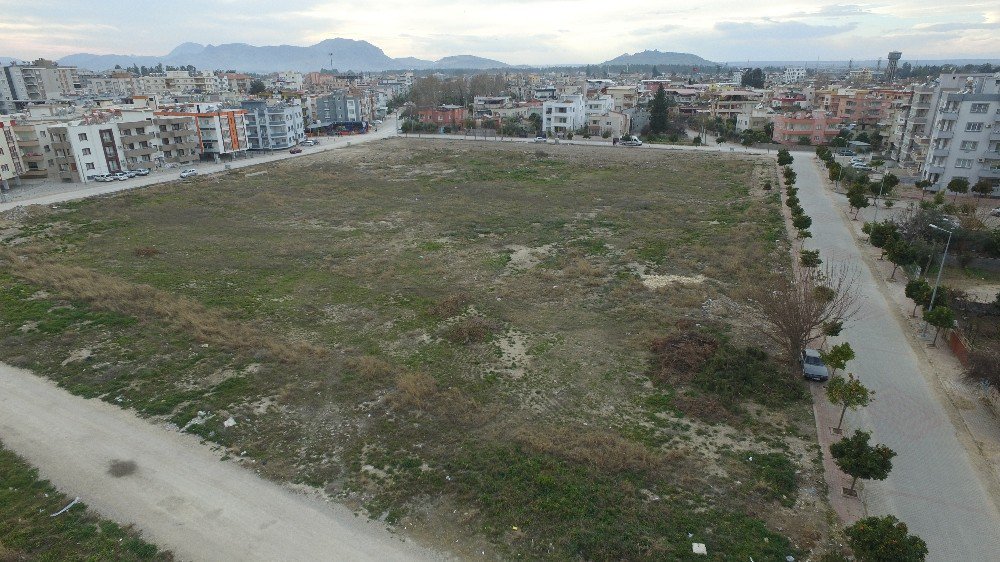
[315,90,363,125]
[542,94,586,136]
[771,110,844,145]
[224,73,253,94]
[782,67,808,84]
[0,117,25,190]
[275,71,304,91]
[736,107,773,132]
[585,109,631,138]
[155,103,248,160]
[47,121,126,182]
[604,85,639,111]
[149,114,199,165]
[0,69,16,114]
[10,121,55,180]
[241,100,306,150]
[921,74,1000,192]
[710,90,763,119]
[138,75,169,95]
[164,70,221,94]
[2,59,81,106]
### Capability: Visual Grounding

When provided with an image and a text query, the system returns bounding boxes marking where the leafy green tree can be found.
[820,342,855,377]
[924,306,955,346]
[692,135,702,146]
[849,191,870,219]
[800,249,822,268]
[651,65,661,78]
[777,149,793,166]
[792,214,812,230]
[649,85,669,135]
[740,68,765,88]
[885,239,917,279]
[826,373,872,431]
[830,430,896,494]
[821,319,843,348]
[972,179,994,200]
[845,516,928,562]
[946,177,969,202]
[905,279,932,317]
[864,221,900,249]
[249,80,267,95]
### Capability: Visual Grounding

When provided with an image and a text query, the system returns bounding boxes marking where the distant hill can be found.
[53,39,515,73]
[601,50,715,67]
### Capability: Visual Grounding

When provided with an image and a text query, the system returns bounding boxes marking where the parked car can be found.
[123,170,138,178]
[837,149,856,156]
[533,136,547,143]
[133,168,150,176]
[300,140,316,146]
[289,147,303,154]
[374,119,383,124]
[801,349,830,382]
[990,207,1000,217]
[111,172,130,181]
[851,163,872,171]
[622,139,643,147]
[179,169,198,179]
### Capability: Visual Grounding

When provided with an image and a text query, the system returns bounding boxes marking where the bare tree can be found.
[747,263,862,375]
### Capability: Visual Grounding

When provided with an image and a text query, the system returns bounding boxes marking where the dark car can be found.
[290,147,303,154]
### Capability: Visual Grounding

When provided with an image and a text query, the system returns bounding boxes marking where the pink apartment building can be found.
[772,110,845,145]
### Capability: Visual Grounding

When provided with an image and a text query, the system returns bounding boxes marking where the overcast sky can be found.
[2,1,998,64]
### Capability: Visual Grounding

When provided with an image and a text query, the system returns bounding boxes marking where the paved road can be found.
[794,156,1000,561]
[0,114,400,212]
[0,363,441,562]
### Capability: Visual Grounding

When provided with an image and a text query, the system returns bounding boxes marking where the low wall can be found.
[947,329,971,367]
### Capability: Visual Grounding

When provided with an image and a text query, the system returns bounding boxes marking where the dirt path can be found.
[0,363,443,562]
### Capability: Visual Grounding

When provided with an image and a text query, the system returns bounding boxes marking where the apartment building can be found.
[2,59,81,107]
[155,104,248,160]
[417,105,466,129]
[922,74,1000,192]
[241,100,306,150]
[315,90,363,125]
[47,122,126,182]
[151,115,199,165]
[782,68,807,84]
[0,117,25,189]
[542,94,586,136]
[710,90,763,119]
[585,110,631,138]
[771,110,844,145]
[164,70,221,94]
[275,71,304,91]
[10,121,55,180]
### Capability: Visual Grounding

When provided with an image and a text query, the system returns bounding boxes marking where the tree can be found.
[820,342,855,378]
[748,264,861,375]
[923,305,954,346]
[885,239,917,280]
[830,430,896,494]
[826,373,872,431]
[777,149,793,166]
[848,191,870,219]
[792,214,813,230]
[845,516,928,562]
[821,319,843,348]
[651,65,661,78]
[649,85,669,135]
[972,179,994,200]
[740,68,765,88]
[249,80,266,95]
[800,249,822,268]
[946,177,969,202]
[692,135,702,146]
[905,279,932,317]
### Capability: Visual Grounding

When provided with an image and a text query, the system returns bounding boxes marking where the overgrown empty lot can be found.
[0,139,835,559]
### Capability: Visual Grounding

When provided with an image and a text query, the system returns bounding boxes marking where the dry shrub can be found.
[649,324,720,385]
[968,343,1000,387]
[563,258,606,287]
[5,256,325,364]
[392,371,438,409]
[134,246,160,257]
[107,459,138,477]
[429,292,469,319]
[441,316,492,344]
[672,392,739,424]
[514,427,657,474]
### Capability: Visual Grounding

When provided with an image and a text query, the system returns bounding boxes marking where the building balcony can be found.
[979,167,1000,178]
[926,165,945,175]
[121,132,155,143]
[909,117,927,125]
[14,136,39,146]
[991,130,1000,141]
[21,153,44,162]
[932,148,951,158]
[124,146,158,156]
[933,130,954,139]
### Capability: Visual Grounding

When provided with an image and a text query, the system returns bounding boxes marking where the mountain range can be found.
[49,39,508,73]
[600,50,715,67]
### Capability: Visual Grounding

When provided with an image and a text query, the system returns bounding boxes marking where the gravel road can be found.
[0,363,442,561]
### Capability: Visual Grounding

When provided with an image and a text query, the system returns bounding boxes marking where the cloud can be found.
[788,4,874,18]
[914,21,1000,32]
[714,19,858,40]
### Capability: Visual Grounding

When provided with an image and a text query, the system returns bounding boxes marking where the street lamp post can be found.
[922,223,953,336]
[872,174,887,222]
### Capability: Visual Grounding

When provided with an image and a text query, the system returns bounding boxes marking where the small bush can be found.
[429,293,470,318]
[442,316,492,344]
[648,327,720,385]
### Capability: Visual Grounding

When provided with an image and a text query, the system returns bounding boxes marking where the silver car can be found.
[801,348,830,381]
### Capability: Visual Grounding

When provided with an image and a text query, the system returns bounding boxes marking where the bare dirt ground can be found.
[0,362,443,562]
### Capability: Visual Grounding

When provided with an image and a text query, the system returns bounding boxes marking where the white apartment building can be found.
[276,71,304,90]
[241,100,306,150]
[2,60,81,107]
[922,73,1000,192]
[164,70,221,94]
[782,68,807,84]
[138,75,169,95]
[542,94,586,136]
[47,121,128,182]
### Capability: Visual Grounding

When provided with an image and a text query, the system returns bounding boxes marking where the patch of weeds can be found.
[635,240,670,264]
[731,450,798,507]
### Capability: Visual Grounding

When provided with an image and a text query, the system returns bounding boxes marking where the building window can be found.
[970,103,989,114]
[960,141,978,151]
[966,122,984,132]
[85,162,95,170]
[955,159,973,169]
[1,164,7,172]
[82,148,91,155]
[78,133,88,141]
